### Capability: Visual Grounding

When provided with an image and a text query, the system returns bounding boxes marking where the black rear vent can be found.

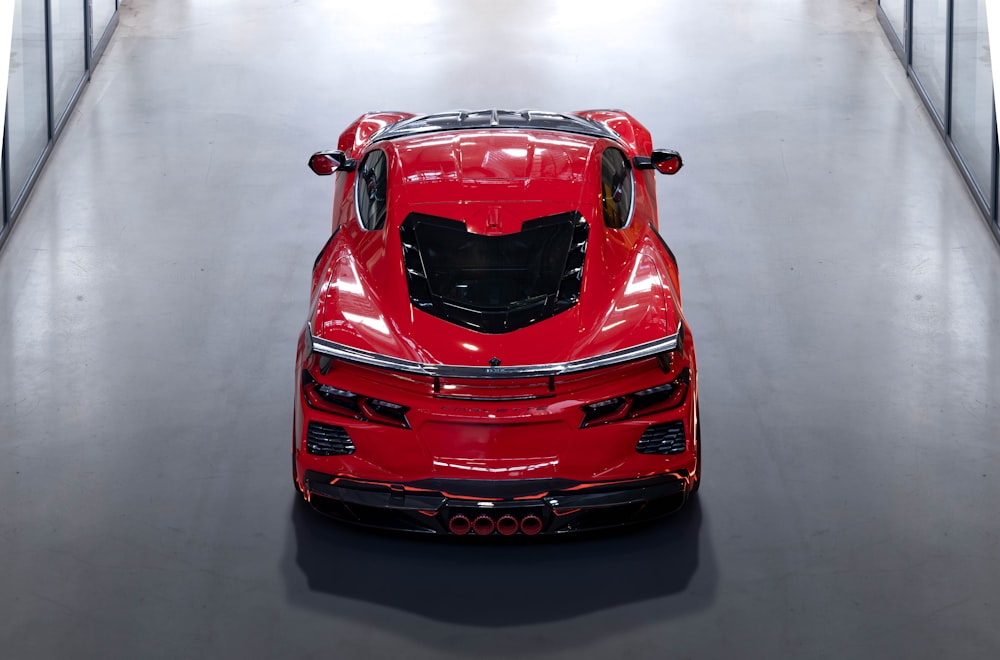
[636,421,686,455]
[400,211,587,334]
[306,422,355,456]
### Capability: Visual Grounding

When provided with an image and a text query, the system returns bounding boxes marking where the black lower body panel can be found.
[302,471,689,535]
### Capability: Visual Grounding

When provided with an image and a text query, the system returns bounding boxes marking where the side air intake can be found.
[306,422,355,456]
[636,421,686,455]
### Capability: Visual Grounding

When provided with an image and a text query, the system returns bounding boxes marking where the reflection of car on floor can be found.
[294,109,698,535]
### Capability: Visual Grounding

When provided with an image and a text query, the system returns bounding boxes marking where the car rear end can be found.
[293,325,698,535]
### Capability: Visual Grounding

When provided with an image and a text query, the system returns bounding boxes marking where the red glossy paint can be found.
[294,110,699,535]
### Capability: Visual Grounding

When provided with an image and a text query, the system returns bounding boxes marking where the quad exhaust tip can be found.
[448,513,545,536]
[496,515,519,536]
[472,515,496,536]
[448,514,471,535]
[520,515,543,535]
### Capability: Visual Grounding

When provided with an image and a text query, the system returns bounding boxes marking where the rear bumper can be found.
[302,470,690,535]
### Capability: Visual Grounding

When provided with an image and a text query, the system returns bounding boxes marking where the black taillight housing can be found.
[581,397,629,427]
[631,369,690,416]
[301,369,410,429]
[580,368,690,428]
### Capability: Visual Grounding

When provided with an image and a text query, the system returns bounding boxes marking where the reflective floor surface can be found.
[1,1,999,658]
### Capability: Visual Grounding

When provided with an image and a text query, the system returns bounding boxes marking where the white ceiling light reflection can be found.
[623,256,665,295]
[602,319,627,332]
[343,311,390,336]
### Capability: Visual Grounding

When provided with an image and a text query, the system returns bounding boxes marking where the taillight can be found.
[360,398,411,428]
[579,368,690,428]
[631,369,689,416]
[305,374,361,414]
[301,370,410,428]
[581,397,629,427]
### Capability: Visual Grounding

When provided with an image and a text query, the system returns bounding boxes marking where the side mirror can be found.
[308,150,357,175]
[633,149,683,175]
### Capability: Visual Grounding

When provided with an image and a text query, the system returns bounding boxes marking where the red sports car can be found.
[294,109,698,535]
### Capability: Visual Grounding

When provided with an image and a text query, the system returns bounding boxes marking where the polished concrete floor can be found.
[2,1,1000,658]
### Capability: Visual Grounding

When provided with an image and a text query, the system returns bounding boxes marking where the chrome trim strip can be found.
[308,323,679,379]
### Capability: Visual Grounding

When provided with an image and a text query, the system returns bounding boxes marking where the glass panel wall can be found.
[882,1,907,43]
[92,0,118,54]
[879,0,999,240]
[911,0,950,120]
[51,0,88,126]
[7,0,50,203]
[951,0,992,197]
[2,0,120,248]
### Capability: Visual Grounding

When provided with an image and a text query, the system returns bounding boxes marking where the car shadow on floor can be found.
[284,493,717,631]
